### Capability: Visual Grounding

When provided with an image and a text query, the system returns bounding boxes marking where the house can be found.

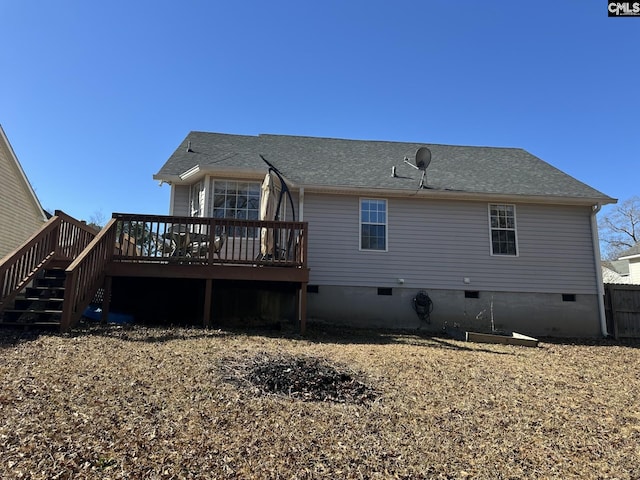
[619,245,640,284]
[607,244,640,285]
[602,259,632,284]
[0,125,48,260]
[153,132,616,337]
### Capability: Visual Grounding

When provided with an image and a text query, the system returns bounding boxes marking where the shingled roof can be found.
[619,244,640,259]
[154,132,614,204]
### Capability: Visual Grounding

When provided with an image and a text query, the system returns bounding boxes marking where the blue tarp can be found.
[82,304,134,325]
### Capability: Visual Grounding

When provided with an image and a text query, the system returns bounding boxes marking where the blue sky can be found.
[1,1,637,223]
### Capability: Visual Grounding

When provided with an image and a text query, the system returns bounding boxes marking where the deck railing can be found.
[0,211,97,313]
[60,218,118,331]
[59,213,308,331]
[111,213,308,267]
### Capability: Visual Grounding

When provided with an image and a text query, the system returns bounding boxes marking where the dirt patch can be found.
[221,352,380,404]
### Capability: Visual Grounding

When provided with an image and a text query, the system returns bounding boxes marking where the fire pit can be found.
[221,352,380,405]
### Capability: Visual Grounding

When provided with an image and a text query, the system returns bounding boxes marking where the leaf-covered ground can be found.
[1,324,639,479]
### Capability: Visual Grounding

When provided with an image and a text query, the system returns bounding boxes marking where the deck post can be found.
[101,276,112,325]
[60,270,76,333]
[204,278,212,328]
[50,216,61,260]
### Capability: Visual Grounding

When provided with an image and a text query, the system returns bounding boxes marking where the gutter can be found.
[591,203,608,337]
[300,184,614,207]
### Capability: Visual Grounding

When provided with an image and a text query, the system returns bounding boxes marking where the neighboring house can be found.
[154,132,616,337]
[618,244,640,285]
[602,259,632,284]
[601,245,640,285]
[0,125,48,260]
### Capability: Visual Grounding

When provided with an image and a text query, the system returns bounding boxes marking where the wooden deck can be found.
[110,213,307,273]
[0,212,309,332]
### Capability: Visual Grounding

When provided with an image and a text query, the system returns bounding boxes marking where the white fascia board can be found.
[153,166,266,186]
[619,253,640,261]
[152,173,181,184]
[298,184,614,206]
[179,165,202,181]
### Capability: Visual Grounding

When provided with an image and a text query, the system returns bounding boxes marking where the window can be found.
[189,180,204,217]
[209,180,260,236]
[360,199,387,251]
[210,180,260,219]
[489,204,517,256]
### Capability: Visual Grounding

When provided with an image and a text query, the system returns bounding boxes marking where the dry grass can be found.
[1,324,639,479]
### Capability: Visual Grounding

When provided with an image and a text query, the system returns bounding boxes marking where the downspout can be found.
[591,203,608,337]
[298,187,304,221]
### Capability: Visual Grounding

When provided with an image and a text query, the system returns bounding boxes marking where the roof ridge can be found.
[254,132,526,151]
[185,130,528,152]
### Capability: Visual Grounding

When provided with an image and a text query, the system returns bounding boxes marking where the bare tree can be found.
[599,196,640,260]
[87,210,107,230]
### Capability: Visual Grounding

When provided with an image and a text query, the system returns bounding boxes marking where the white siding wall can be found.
[629,259,640,285]
[304,193,598,295]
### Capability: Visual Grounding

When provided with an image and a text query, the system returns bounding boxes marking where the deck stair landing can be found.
[0,269,66,327]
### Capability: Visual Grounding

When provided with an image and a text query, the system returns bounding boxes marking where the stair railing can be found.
[0,210,97,314]
[60,218,117,331]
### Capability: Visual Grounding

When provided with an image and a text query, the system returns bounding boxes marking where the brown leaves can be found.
[1,325,639,479]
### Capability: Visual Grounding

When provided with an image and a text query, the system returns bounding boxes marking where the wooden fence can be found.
[604,284,640,338]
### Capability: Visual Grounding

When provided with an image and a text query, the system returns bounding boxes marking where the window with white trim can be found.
[489,204,517,256]
[360,199,387,251]
[208,180,261,236]
[208,180,260,220]
[189,180,205,217]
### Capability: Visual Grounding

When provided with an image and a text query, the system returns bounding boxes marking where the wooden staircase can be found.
[0,268,66,327]
[0,210,99,331]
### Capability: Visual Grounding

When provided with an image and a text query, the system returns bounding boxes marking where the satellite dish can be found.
[415,147,431,171]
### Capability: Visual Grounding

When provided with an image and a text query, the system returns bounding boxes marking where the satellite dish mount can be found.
[403,147,431,189]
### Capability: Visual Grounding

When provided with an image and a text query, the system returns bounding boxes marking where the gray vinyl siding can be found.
[304,193,598,294]
[171,185,190,216]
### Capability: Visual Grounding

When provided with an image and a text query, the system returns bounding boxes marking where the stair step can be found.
[26,286,65,291]
[2,308,62,317]
[14,300,64,311]
[0,322,61,328]
[3,309,63,315]
[20,297,64,303]
[35,279,66,288]
[44,269,66,276]
[0,268,68,329]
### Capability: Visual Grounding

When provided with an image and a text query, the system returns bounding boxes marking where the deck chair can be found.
[191,230,227,260]
[171,231,191,257]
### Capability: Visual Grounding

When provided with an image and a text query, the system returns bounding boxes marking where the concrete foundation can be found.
[307,285,601,338]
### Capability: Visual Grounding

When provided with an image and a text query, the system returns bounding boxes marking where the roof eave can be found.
[153,165,274,186]
[300,184,615,206]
